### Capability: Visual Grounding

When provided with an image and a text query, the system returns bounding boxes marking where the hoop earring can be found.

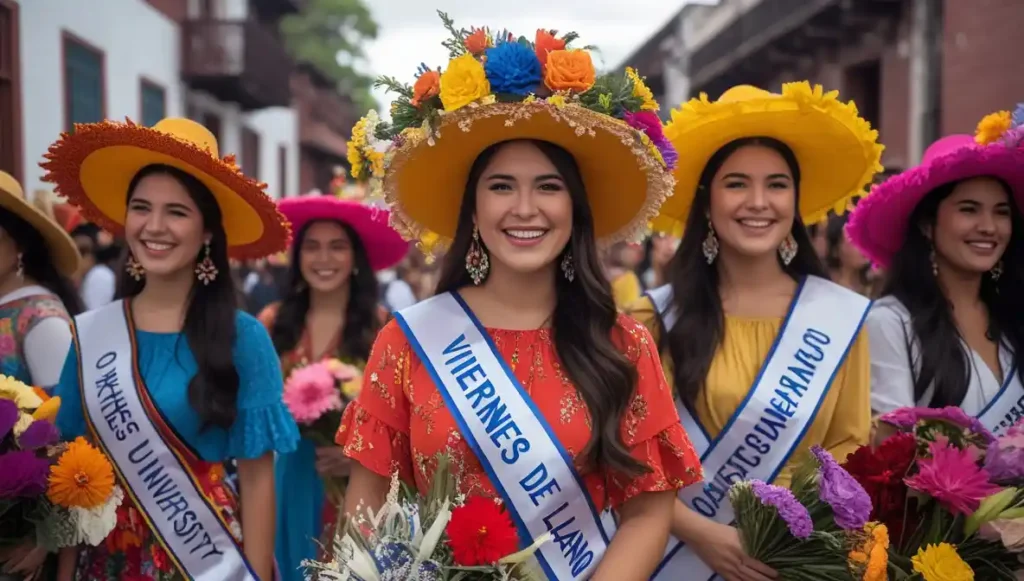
[702,217,719,264]
[778,233,798,266]
[560,250,575,282]
[15,252,23,278]
[195,240,219,285]
[990,260,1003,282]
[465,224,490,285]
[125,252,145,281]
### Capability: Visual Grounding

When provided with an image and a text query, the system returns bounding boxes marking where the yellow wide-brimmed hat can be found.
[0,172,80,276]
[41,118,290,260]
[347,13,677,256]
[654,82,884,233]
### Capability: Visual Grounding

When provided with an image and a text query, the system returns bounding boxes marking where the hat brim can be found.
[277,197,409,271]
[0,190,81,276]
[383,101,673,246]
[847,143,1024,268]
[41,121,290,260]
[658,88,883,230]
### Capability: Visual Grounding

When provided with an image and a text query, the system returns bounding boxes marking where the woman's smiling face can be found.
[124,172,208,279]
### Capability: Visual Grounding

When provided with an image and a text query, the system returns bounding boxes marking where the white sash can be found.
[649,277,871,580]
[395,292,611,581]
[976,364,1024,437]
[75,301,259,581]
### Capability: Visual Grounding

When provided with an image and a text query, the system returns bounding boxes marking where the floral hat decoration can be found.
[41,117,291,260]
[652,83,885,234]
[846,104,1024,268]
[346,12,678,257]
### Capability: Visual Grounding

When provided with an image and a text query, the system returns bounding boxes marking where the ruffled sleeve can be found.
[227,311,300,459]
[54,342,85,441]
[335,320,414,484]
[606,315,703,509]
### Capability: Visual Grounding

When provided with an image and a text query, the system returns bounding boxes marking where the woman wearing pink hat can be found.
[846,107,1024,436]
[259,193,408,581]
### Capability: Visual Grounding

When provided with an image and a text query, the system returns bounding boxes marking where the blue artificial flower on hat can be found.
[484,41,542,96]
[1013,103,1024,128]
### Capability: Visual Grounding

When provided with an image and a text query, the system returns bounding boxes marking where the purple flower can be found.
[624,110,679,170]
[0,450,50,498]
[1012,103,1024,128]
[750,479,813,539]
[985,425,1024,483]
[17,420,59,450]
[0,398,17,439]
[810,446,871,530]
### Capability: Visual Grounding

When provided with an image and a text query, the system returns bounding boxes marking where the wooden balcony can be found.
[182,19,292,111]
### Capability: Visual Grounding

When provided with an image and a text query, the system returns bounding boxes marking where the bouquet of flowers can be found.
[730,445,882,580]
[843,406,1024,579]
[304,454,548,581]
[283,358,362,446]
[0,375,123,557]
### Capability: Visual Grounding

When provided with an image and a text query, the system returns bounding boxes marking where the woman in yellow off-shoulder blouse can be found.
[628,83,882,581]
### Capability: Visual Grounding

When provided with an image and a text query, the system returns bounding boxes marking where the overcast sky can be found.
[359,1,695,116]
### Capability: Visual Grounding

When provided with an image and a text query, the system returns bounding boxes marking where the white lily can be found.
[417,499,451,561]
[340,535,380,581]
[499,532,551,565]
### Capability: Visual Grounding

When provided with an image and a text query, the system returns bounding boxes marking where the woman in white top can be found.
[847,116,1024,429]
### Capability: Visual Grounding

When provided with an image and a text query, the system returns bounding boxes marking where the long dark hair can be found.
[0,209,84,316]
[434,139,646,477]
[116,164,240,429]
[665,137,827,407]
[270,220,380,362]
[881,178,1024,407]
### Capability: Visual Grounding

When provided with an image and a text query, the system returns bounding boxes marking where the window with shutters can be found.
[140,79,166,127]
[63,33,105,131]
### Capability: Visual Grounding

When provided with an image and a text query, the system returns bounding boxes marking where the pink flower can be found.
[283,363,343,424]
[979,517,1024,552]
[905,440,1002,515]
[880,405,995,444]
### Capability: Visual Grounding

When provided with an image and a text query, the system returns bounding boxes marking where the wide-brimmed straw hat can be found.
[41,117,290,259]
[655,83,884,232]
[277,194,409,271]
[847,108,1024,267]
[0,172,80,276]
[346,13,678,256]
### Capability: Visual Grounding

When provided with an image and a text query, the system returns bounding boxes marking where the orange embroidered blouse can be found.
[335,313,703,511]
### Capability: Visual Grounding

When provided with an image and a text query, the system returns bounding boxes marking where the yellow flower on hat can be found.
[440,54,491,112]
[626,67,659,112]
[975,110,1012,145]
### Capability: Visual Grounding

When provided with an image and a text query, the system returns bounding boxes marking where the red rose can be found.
[446,496,521,566]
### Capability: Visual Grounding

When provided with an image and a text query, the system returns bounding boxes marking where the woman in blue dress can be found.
[43,117,299,581]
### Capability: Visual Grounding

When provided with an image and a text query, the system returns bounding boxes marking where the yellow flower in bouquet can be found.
[324,358,362,399]
[848,522,889,581]
[33,396,61,422]
[48,437,116,509]
[911,543,974,581]
[0,374,43,409]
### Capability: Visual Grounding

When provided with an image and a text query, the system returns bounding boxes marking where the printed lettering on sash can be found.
[76,301,258,581]
[395,292,610,581]
[977,361,1024,438]
[651,276,871,581]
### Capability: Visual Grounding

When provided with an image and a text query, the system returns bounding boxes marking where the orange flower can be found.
[465,29,489,55]
[32,396,60,422]
[411,69,441,107]
[48,436,115,509]
[32,387,50,401]
[543,49,595,92]
[535,29,566,68]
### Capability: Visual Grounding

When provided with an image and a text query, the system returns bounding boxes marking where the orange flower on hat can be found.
[543,49,595,92]
[48,437,116,509]
[411,69,441,107]
[975,110,1012,144]
[535,29,566,69]
[465,28,489,55]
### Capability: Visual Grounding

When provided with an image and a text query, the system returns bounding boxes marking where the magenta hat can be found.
[846,134,1024,267]
[277,195,409,271]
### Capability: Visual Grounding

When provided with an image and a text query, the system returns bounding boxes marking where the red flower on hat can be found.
[446,496,521,566]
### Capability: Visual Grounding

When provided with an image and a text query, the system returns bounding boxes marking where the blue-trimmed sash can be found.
[75,300,259,581]
[647,276,871,580]
[395,292,611,581]
[977,363,1024,437]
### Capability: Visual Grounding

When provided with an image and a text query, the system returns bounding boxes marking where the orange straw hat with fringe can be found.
[0,172,81,276]
[41,117,290,260]
[652,82,885,234]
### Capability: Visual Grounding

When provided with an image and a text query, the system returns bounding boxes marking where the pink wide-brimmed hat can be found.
[277,195,409,271]
[847,132,1024,267]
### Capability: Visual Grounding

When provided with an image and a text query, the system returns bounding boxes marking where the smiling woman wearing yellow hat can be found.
[41,117,298,581]
[625,83,884,580]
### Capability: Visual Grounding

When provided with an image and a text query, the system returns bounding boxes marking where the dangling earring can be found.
[465,224,490,285]
[702,217,719,264]
[195,240,219,285]
[778,233,798,266]
[352,267,360,276]
[990,260,1003,282]
[929,246,939,277]
[15,252,23,278]
[560,250,575,282]
[125,252,145,281]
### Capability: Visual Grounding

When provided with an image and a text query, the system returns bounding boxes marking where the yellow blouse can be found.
[625,294,871,487]
[611,271,643,309]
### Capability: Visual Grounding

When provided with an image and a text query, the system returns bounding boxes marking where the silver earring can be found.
[353,267,360,276]
[930,246,938,277]
[125,252,145,281]
[560,250,575,282]
[15,252,23,278]
[702,218,719,264]
[778,233,798,266]
[991,260,1003,281]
